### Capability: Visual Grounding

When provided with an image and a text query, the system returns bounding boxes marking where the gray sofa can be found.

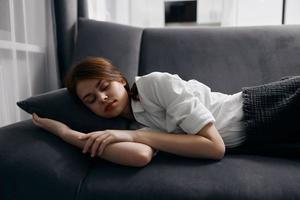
[1,18,300,199]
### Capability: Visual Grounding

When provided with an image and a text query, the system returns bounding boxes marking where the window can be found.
[0,0,59,127]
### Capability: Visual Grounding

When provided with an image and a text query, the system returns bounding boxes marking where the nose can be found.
[96,91,108,103]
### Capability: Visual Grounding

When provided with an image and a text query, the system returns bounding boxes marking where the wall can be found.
[88,0,300,27]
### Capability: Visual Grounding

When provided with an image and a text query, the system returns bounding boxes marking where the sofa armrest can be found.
[0,120,91,200]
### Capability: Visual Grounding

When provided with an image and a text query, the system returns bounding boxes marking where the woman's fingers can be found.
[32,113,50,129]
[82,136,96,154]
[90,139,101,157]
[82,132,104,154]
[78,133,94,140]
[32,113,37,119]
[32,115,38,125]
[31,114,70,137]
[98,136,112,156]
[32,113,38,121]
[90,134,110,157]
[80,130,126,157]
[32,113,42,127]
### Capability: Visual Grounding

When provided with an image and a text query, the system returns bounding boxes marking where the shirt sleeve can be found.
[138,72,216,134]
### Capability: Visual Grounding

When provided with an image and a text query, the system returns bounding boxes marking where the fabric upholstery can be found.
[1,19,300,200]
[16,88,129,133]
[72,18,143,87]
[73,22,300,200]
[79,152,300,200]
[0,120,91,200]
[139,26,300,94]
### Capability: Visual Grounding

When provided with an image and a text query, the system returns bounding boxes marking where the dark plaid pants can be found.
[228,76,300,155]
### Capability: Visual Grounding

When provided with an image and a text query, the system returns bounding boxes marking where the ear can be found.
[120,79,127,86]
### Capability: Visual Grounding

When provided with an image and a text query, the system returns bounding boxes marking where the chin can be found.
[101,110,122,118]
[104,114,118,119]
[94,106,123,119]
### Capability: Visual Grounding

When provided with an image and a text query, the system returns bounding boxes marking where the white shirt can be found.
[131,72,246,148]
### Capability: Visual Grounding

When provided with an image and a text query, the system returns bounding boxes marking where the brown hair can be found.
[65,57,139,100]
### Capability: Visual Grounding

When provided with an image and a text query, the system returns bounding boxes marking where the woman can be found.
[32,57,300,167]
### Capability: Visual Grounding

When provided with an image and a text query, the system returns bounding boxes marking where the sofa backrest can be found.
[139,26,300,93]
[72,18,143,86]
[73,19,300,94]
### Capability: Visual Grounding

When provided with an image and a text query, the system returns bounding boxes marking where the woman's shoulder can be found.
[134,72,174,93]
[135,72,184,95]
[138,72,179,82]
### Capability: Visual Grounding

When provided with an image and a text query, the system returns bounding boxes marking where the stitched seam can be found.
[74,162,92,200]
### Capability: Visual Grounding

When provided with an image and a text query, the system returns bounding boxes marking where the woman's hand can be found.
[78,130,136,157]
[32,113,70,137]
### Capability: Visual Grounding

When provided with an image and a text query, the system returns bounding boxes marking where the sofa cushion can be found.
[17,88,129,132]
[78,152,300,200]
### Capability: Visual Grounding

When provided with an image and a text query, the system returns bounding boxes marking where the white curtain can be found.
[0,0,60,127]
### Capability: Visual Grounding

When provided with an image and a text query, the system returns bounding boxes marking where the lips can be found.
[105,100,117,112]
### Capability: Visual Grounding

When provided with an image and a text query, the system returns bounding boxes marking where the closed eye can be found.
[89,98,96,104]
[100,81,110,91]
[86,96,96,104]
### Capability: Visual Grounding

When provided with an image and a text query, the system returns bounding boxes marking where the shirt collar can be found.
[131,76,144,113]
[135,76,141,82]
[131,98,144,113]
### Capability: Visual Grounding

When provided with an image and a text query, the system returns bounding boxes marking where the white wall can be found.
[115,0,130,25]
[285,0,300,24]
[88,0,164,27]
[87,0,108,21]
[237,0,282,26]
[88,0,300,27]
[130,0,164,27]
[221,0,238,26]
[197,0,223,25]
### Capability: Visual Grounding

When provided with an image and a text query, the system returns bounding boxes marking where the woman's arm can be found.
[133,123,225,160]
[61,129,154,167]
[81,123,225,160]
[125,73,225,160]
[32,113,154,167]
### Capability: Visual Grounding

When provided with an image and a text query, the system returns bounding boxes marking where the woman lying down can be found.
[32,57,300,167]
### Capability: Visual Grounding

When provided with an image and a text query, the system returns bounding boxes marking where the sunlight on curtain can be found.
[0,0,59,127]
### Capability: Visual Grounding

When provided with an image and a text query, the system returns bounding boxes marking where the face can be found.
[76,78,131,118]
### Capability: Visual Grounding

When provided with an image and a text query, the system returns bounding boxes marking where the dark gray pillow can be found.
[17,88,129,132]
